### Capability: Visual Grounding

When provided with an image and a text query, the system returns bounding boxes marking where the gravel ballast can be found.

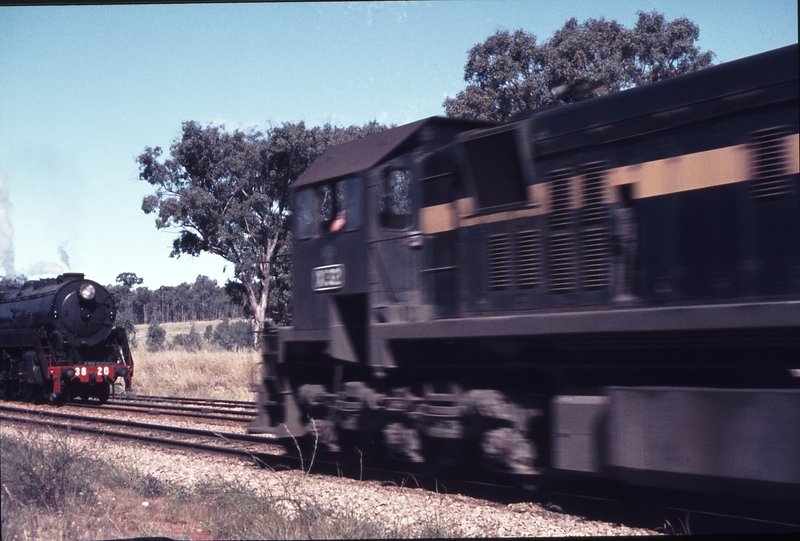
[1,418,659,537]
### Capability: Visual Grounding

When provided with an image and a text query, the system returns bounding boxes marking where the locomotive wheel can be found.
[21,382,35,402]
[0,378,8,399]
[3,379,20,400]
[96,382,110,404]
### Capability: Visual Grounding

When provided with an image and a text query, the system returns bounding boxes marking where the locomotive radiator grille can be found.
[516,230,542,289]
[580,227,611,290]
[580,164,611,290]
[549,169,573,229]
[750,128,791,199]
[580,163,609,224]
[548,169,577,293]
[487,233,513,290]
[549,231,577,293]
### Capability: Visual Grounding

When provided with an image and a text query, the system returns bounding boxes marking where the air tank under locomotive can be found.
[0,273,134,403]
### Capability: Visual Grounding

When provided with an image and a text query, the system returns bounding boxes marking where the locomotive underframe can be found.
[251,300,800,503]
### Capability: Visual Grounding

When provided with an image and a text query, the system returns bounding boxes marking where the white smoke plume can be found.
[0,170,14,276]
[58,243,71,270]
[27,261,64,277]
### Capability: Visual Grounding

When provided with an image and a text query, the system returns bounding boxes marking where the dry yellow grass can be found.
[126,320,260,401]
[130,346,261,402]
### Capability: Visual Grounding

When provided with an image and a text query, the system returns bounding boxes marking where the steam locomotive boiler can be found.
[250,44,800,504]
[0,273,134,403]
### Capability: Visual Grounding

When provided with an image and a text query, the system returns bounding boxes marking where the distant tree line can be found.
[108,272,248,345]
[144,317,252,353]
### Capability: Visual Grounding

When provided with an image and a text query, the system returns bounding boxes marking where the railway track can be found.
[112,393,257,409]
[68,397,258,423]
[2,402,796,534]
[0,404,287,467]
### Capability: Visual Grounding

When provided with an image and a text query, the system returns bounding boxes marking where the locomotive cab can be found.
[291,173,370,364]
[285,118,494,369]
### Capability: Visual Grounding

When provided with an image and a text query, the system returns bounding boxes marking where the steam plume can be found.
[58,243,71,270]
[0,171,14,276]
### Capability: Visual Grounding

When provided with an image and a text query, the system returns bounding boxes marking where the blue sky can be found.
[1,1,797,289]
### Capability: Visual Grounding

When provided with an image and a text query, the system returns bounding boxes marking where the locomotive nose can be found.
[58,280,115,346]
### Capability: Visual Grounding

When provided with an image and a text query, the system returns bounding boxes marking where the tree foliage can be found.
[444,10,715,121]
[145,322,166,352]
[137,121,386,343]
[212,317,252,351]
[108,273,246,331]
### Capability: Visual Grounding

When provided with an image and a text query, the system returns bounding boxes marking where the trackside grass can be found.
[129,347,261,401]
[1,428,461,540]
[126,320,261,401]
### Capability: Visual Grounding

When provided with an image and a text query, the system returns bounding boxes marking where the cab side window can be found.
[295,177,363,239]
[379,169,412,229]
[295,187,317,239]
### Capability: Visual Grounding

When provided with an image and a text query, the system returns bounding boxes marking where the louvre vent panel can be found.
[549,169,573,229]
[487,233,512,290]
[549,232,576,293]
[581,164,609,224]
[516,230,542,289]
[751,129,791,199]
[580,227,611,290]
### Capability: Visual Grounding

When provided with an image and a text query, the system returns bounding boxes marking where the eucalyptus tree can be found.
[137,120,385,345]
[444,10,715,121]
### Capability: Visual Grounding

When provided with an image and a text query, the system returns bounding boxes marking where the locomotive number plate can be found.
[312,264,345,291]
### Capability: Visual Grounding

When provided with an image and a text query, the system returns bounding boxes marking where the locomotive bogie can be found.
[251,44,800,503]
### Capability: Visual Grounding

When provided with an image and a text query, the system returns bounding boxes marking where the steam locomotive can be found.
[250,44,800,503]
[0,273,134,403]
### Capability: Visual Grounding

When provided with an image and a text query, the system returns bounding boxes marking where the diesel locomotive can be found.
[250,44,800,503]
[0,273,134,403]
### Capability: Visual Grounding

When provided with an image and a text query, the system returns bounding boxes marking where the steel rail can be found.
[116,395,256,408]
[108,400,256,415]
[0,410,292,469]
[66,402,256,423]
[0,404,270,445]
[80,399,255,415]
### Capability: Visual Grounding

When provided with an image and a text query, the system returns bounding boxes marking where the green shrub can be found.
[212,317,252,350]
[146,321,166,351]
[171,324,204,352]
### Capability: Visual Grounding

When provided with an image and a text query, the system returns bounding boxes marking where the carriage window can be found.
[379,169,412,229]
